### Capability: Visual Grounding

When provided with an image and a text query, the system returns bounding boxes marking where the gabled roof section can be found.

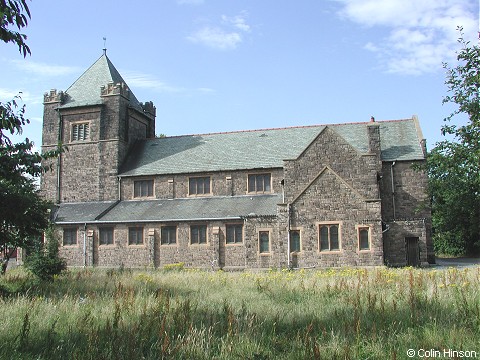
[52,195,280,224]
[119,118,426,177]
[52,201,118,223]
[292,166,367,205]
[120,126,325,176]
[330,119,425,161]
[61,53,142,110]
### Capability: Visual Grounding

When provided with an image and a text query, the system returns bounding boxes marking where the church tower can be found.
[41,52,156,203]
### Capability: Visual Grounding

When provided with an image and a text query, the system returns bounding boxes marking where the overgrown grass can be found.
[0,266,479,359]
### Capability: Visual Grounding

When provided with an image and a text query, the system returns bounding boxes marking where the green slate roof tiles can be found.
[53,201,117,223]
[120,119,425,177]
[53,195,280,224]
[61,53,142,110]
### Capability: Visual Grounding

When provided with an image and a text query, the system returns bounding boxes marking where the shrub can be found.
[163,262,185,271]
[25,226,66,281]
[433,231,466,256]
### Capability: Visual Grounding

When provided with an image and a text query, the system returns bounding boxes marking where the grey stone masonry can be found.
[281,124,385,268]
[41,54,434,270]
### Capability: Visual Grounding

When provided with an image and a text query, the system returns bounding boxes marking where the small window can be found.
[161,226,177,245]
[134,180,154,198]
[63,228,77,246]
[128,227,143,245]
[190,225,207,244]
[319,224,340,252]
[259,231,270,253]
[248,174,271,193]
[72,123,89,141]
[189,177,211,195]
[359,227,370,251]
[290,230,301,253]
[99,227,114,245]
[226,224,243,244]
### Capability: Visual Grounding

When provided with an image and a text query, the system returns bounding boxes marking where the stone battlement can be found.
[100,82,130,98]
[44,89,64,104]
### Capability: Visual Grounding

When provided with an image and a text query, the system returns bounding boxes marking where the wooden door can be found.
[406,237,419,267]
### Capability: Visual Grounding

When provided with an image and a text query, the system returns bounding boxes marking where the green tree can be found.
[428,27,480,255]
[1,0,62,274]
[0,0,31,56]
[25,226,66,281]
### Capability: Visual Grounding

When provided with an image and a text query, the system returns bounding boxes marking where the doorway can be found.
[406,237,419,267]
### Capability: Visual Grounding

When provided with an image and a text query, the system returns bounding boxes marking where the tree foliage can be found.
[0,0,62,274]
[428,27,480,255]
[25,226,66,281]
[0,0,31,57]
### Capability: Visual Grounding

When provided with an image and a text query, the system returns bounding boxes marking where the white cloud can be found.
[222,12,251,32]
[197,87,215,93]
[0,88,22,100]
[187,12,251,50]
[123,71,185,93]
[335,0,478,75]
[10,59,80,77]
[29,117,43,124]
[0,88,33,102]
[187,26,242,50]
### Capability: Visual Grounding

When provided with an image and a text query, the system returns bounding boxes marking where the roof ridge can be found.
[61,52,143,110]
[149,118,414,140]
[119,194,281,203]
[64,53,103,94]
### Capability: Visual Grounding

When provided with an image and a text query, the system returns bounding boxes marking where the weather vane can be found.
[103,37,107,54]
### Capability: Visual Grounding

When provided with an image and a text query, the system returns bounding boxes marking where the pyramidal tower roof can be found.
[61,52,142,110]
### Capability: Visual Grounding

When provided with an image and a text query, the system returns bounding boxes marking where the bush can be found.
[25,226,66,281]
[433,231,466,256]
[163,262,185,271]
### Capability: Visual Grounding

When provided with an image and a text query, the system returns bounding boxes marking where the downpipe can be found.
[83,223,87,268]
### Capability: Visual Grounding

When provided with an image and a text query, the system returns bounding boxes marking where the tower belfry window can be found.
[72,123,90,141]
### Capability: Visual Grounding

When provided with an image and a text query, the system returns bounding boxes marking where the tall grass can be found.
[0,266,479,359]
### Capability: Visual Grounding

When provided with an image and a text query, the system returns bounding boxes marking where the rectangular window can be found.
[290,230,301,253]
[359,227,370,251]
[190,225,207,244]
[128,227,143,245]
[226,224,243,244]
[248,174,271,193]
[189,177,211,195]
[72,123,90,141]
[99,227,114,245]
[134,180,154,198]
[63,228,77,246]
[161,226,177,245]
[319,224,340,252]
[259,231,270,253]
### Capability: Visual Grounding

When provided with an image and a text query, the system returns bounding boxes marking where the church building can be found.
[40,53,434,269]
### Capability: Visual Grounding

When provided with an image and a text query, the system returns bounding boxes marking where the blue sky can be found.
[1,0,478,152]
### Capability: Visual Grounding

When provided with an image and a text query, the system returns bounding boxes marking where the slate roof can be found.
[61,53,142,110]
[53,195,280,224]
[120,118,425,177]
[52,201,118,223]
